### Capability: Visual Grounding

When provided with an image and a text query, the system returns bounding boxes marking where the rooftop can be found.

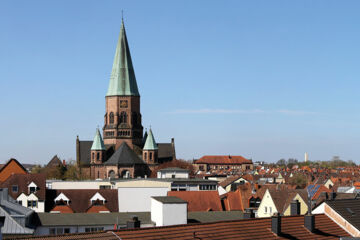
[152,196,187,204]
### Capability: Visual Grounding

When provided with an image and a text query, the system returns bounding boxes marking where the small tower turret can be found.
[142,128,158,164]
[91,128,106,164]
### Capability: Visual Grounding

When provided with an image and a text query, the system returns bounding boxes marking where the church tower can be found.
[103,19,143,151]
[143,128,158,164]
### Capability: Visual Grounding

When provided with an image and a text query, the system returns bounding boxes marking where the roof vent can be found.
[346,208,355,216]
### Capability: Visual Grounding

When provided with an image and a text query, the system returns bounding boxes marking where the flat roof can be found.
[152,196,187,204]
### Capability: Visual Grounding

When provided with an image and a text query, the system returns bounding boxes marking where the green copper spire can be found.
[91,128,105,150]
[143,128,158,150]
[106,20,140,97]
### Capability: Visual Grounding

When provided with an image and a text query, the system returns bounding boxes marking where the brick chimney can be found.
[271,213,281,236]
[304,214,315,232]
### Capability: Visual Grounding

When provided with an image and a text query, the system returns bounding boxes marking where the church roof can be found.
[91,128,105,151]
[106,20,140,97]
[105,142,145,166]
[143,129,158,150]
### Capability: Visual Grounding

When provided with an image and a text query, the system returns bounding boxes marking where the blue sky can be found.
[1,1,360,164]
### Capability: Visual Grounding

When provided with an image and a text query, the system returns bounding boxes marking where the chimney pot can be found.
[271,213,281,236]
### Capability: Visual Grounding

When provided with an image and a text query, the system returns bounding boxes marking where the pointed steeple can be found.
[91,128,105,150]
[143,128,158,150]
[106,20,140,96]
[142,128,148,146]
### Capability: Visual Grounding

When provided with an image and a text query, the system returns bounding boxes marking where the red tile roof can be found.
[13,214,350,240]
[86,205,110,213]
[195,155,252,165]
[168,191,222,212]
[51,205,74,213]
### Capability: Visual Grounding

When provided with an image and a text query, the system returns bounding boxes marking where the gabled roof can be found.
[326,199,360,231]
[106,19,139,97]
[143,129,158,150]
[46,155,63,167]
[195,155,252,165]
[105,142,145,166]
[46,189,118,213]
[91,128,105,151]
[0,158,27,182]
[168,191,222,212]
[0,173,46,201]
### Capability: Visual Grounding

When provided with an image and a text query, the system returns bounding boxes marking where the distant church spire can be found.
[106,20,140,96]
[143,128,158,150]
[91,128,105,150]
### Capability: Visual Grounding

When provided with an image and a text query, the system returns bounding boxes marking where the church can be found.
[76,20,176,179]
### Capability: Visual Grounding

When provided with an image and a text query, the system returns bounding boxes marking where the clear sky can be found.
[1,1,360,164]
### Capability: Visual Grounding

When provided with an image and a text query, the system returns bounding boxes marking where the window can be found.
[269,207,272,214]
[12,185,18,193]
[49,228,56,235]
[144,152,147,160]
[64,228,70,234]
[149,152,153,160]
[109,112,114,124]
[17,200,22,205]
[92,152,95,160]
[199,165,204,171]
[29,187,36,194]
[27,200,37,208]
[120,111,127,123]
[85,227,103,232]
[100,185,111,189]
[96,152,100,160]
[97,171,100,179]
[265,206,267,213]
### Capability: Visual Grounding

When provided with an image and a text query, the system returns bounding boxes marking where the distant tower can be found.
[142,128,158,164]
[305,152,309,162]
[103,19,143,151]
[90,128,105,164]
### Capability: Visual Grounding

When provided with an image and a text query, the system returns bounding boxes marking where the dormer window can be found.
[28,182,37,194]
[90,192,106,205]
[12,185,18,193]
[54,193,70,205]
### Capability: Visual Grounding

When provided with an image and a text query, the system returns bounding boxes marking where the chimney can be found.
[290,200,300,215]
[330,191,336,200]
[271,213,281,236]
[126,216,140,229]
[243,208,255,219]
[304,214,315,232]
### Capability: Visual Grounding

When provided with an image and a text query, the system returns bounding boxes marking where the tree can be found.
[276,159,286,166]
[289,173,307,189]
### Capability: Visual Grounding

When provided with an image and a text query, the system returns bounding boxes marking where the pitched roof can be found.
[143,129,158,150]
[105,142,145,166]
[195,155,252,165]
[46,189,118,213]
[219,175,243,188]
[11,214,351,239]
[168,191,222,212]
[157,143,175,161]
[78,140,93,166]
[326,198,360,230]
[106,20,139,97]
[221,189,244,211]
[91,128,105,151]
[0,173,46,201]
[0,158,27,182]
[51,205,74,213]
[46,155,63,167]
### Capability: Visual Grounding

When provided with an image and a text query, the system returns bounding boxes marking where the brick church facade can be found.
[76,20,176,179]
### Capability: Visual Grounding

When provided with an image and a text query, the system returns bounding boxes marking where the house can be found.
[157,167,189,179]
[218,175,247,193]
[0,158,27,182]
[0,173,46,212]
[194,155,253,172]
[46,189,118,213]
[257,189,308,218]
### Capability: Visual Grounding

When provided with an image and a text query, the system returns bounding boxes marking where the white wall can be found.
[151,198,187,227]
[312,202,325,214]
[48,181,112,190]
[17,193,45,212]
[157,172,189,179]
[118,187,168,212]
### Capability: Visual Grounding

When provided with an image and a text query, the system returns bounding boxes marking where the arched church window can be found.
[120,112,128,124]
[109,112,114,124]
[108,170,115,178]
[144,152,147,160]
[149,152,153,160]
[92,153,95,160]
[96,152,100,161]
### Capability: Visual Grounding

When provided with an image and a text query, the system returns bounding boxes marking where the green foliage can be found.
[289,173,308,189]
